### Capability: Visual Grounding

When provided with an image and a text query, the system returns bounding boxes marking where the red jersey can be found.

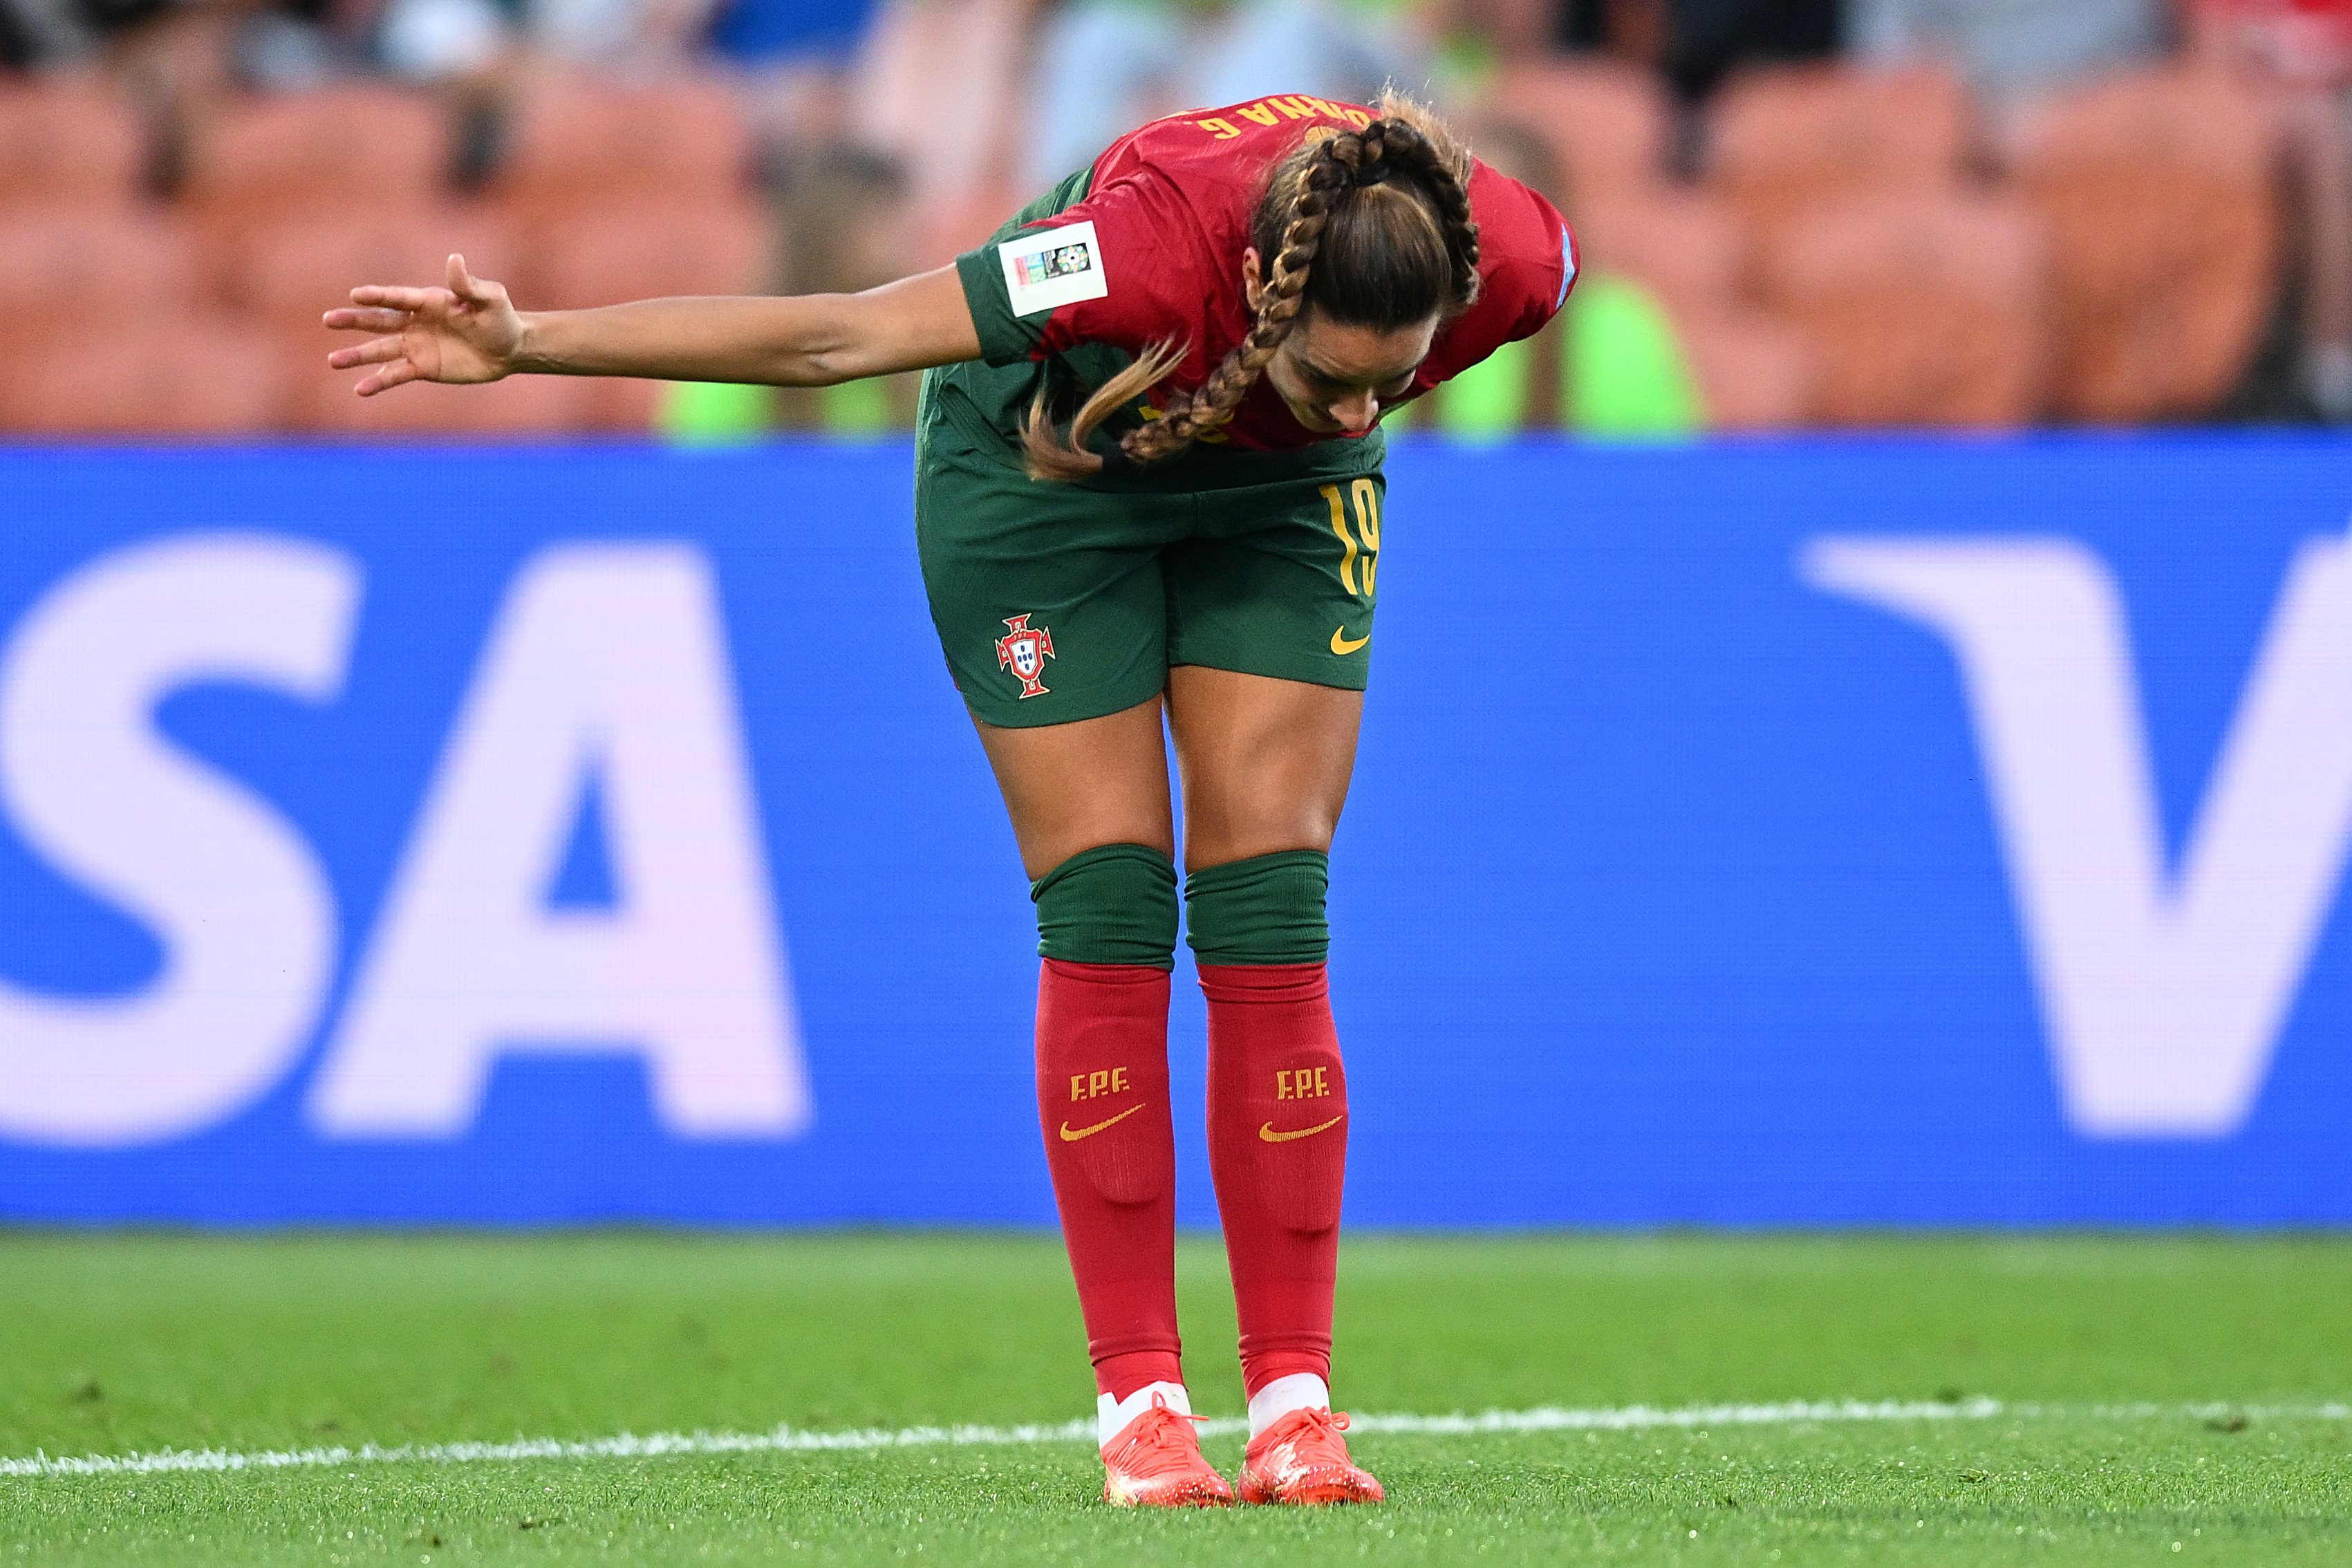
[951,95,1578,454]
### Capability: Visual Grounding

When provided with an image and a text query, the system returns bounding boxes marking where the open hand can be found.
[323,254,524,395]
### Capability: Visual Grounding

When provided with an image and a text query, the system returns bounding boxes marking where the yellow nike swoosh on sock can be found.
[1330,626,1370,655]
[1258,1114,1344,1144]
[1060,1103,1146,1141]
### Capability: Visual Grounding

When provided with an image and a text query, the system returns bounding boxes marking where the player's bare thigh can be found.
[1167,666,1362,872]
[972,698,1176,879]
[972,669,1363,878]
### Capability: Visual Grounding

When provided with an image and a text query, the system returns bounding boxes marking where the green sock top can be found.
[1031,843,1180,969]
[1184,849,1331,967]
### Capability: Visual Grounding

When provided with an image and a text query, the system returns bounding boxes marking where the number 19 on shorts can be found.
[1321,480,1381,597]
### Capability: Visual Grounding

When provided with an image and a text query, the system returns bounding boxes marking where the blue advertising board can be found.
[0,434,2347,1225]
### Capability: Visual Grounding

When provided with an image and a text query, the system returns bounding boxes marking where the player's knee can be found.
[1032,843,1180,968]
[1184,849,1329,966]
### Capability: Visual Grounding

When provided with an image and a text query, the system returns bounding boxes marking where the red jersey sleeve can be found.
[1415,164,1578,393]
[955,169,1224,369]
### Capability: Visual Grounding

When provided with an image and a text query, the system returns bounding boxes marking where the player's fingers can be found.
[354,360,420,397]
[328,336,409,371]
[322,307,409,334]
[348,283,444,310]
[447,253,487,302]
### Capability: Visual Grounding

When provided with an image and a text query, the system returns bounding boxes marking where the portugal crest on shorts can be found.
[996,614,1055,698]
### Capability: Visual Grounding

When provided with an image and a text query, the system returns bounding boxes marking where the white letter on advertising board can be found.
[0,534,357,1145]
[1806,532,2352,1137]
[308,543,810,1139]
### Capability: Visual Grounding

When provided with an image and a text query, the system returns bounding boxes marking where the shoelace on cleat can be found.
[1256,1406,1359,1475]
[1106,1393,1213,1480]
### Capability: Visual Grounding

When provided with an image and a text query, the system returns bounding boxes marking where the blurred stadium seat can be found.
[1573,187,1748,317]
[0,209,200,333]
[292,368,595,436]
[233,203,524,428]
[2008,68,2282,423]
[1490,59,1675,202]
[522,198,772,430]
[182,89,454,220]
[1676,308,1816,430]
[1708,63,1977,250]
[0,319,286,436]
[230,205,522,321]
[0,79,146,213]
[1757,192,2045,427]
[525,200,772,310]
[492,75,756,211]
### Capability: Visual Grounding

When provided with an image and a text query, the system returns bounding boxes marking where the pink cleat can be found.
[1099,1393,1235,1507]
[1237,1406,1385,1505]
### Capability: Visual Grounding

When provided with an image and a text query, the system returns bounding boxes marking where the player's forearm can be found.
[510,294,873,386]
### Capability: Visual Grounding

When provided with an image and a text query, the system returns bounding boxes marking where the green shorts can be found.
[915,371,1388,729]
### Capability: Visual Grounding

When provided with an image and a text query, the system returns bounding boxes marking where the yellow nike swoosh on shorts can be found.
[1330,626,1370,655]
[1060,1103,1146,1141]
[1258,1114,1344,1144]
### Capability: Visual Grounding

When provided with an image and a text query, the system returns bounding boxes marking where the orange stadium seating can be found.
[0,320,286,436]
[0,209,200,333]
[0,80,146,212]
[0,57,2301,438]
[183,88,453,218]
[1677,307,1816,429]
[1571,187,1747,317]
[523,198,775,431]
[1491,58,1675,203]
[292,364,597,437]
[238,205,525,431]
[1757,191,2046,427]
[524,200,771,310]
[2008,67,2282,424]
[1567,181,1818,428]
[492,75,756,212]
[1707,62,1977,254]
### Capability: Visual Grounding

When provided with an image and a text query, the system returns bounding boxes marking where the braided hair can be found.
[1023,91,1483,483]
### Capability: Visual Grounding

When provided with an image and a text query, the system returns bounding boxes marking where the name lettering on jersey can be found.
[1196,99,1371,140]
[1273,1067,1329,1101]
[999,221,1110,317]
[1071,1065,1132,1102]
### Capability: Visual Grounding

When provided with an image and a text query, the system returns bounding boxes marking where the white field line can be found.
[5,1398,2347,1481]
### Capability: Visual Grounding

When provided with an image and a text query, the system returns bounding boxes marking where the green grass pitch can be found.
[3,1233,2348,1565]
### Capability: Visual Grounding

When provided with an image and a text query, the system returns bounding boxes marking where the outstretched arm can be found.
[324,255,982,397]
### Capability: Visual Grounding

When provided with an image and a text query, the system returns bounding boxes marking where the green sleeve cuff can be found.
[954,243,1042,368]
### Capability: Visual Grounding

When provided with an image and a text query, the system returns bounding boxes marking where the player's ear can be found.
[1241,247,1264,313]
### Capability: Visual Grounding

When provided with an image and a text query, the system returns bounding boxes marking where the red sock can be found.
[1200,961,1347,1398]
[1035,958,1182,1400]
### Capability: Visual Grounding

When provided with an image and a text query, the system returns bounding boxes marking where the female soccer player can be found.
[326,91,1574,1509]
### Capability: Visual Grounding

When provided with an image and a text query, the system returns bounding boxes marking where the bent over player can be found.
[326,91,1575,1508]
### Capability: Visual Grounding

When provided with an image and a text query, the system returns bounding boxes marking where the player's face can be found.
[1264,310,1440,435]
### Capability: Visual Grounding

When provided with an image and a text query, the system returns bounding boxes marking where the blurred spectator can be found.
[1024,0,1427,189]
[850,0,1030,250]
[2192,0,2352,419]
[88,0,259,192]
[375,0,720,85]
[709,0,872,59]
[1562,0,1838,103]
[1417,118,1707,438]
[1851,0,2170,120]
[1426,0,1556,99]
[1,0,93,65]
